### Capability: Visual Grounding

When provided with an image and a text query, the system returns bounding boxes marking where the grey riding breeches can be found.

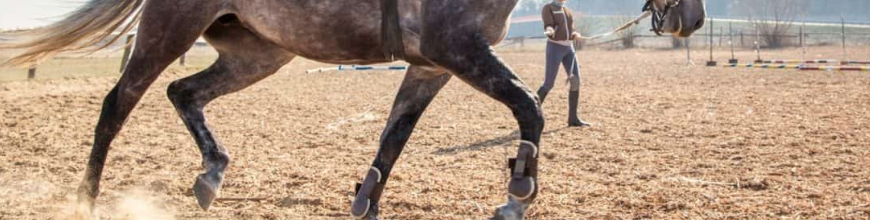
[540,41,581,93]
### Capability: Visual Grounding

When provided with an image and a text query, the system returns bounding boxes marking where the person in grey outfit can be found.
[540,0,590,127]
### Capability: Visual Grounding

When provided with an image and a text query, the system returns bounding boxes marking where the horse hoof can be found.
[350,201,379,220]
[350,198,370,219]
[491,203,525,220]
[68,197,98,220]
[75,192,96,212]
[508,177,536,201]
[193,173,222,211]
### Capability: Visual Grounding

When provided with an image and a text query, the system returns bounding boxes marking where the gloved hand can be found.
[544,27,555,37]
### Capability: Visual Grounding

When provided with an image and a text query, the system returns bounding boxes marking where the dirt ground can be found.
[1,46,869,220]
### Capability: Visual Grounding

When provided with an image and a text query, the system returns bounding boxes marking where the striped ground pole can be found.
[306,65,408,73]
[842,61,870,65]
[799,66,870,71]
[755,60,870,65]
[756,60,836,64]
[725,64,869,71]
[723,64,802,69]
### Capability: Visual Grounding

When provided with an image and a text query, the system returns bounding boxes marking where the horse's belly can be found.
[228,0,386,64]
[229,0,430,65]
[287,37,387,64]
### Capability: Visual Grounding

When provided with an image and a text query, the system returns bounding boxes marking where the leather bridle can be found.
[643,0,682,36]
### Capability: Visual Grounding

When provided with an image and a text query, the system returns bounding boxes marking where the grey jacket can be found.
[542,3,576,41]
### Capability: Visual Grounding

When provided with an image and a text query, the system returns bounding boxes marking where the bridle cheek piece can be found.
[643,0,681,36]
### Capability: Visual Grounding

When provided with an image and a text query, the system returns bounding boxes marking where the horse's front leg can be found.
[426,42,543,219]
[419,8,545,217]
[351,66,451,219]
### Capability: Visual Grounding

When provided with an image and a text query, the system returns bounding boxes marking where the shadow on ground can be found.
[433,127,571,155]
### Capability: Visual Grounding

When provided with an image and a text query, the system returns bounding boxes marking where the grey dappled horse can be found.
[0,0,705,219]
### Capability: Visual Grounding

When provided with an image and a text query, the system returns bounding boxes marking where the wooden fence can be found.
[24,33,188,80]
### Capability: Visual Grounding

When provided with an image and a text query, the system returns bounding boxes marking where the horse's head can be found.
[645,0,707,37]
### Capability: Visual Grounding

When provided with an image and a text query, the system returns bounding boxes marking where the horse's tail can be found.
[0,0,146,67]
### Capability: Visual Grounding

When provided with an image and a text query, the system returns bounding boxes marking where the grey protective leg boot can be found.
[568,91,591,127]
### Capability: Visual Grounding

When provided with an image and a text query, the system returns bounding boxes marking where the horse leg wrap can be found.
[351,167,384,219]
[507,141,538,201]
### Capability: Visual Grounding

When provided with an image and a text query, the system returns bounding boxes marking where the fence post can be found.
[798,24,804,47]
[672,36,683,49]
[740,31,745,48]
[729,22,737,64]
[520,37,525,49]
[706,18,717,67]
[28,66,37,80]
[841,15,847,60]
[179,53,187,66]
[120,33,135,73]
[685,38,693,66]
[802,19,807,62]
[754,23,762,63]
[719,27,724,47]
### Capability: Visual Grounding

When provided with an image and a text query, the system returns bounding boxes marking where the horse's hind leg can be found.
[78,1,219,210]
[351,66,451,219]
[166,20,294,210]
[420,8,544,220]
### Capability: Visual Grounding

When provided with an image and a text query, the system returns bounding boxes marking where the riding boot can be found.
[568,91,590,127]
[536,88,548,105]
